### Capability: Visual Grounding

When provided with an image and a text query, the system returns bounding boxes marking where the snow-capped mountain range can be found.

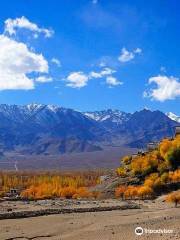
[0,103,179,124]
[85,109,180,125]
[0,104,179,157]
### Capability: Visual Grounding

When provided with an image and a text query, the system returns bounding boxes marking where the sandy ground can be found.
[0,199,179,240]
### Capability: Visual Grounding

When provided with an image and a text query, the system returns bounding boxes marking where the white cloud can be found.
[134,48,142,54]
[100,67,116,75]
[0,35,49,90]
[144,75,180,101]
[4,16,54,38]
[106,76,123,87]
[89,67,116,79]
[51,58,61,67]
[66,72,89,88]
[66,67,117,89]
[118,47,142,62]
[89,71,102,78]
[118,48,134,62]
[36,76,52,83]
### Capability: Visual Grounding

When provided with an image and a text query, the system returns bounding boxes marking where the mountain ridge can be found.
[0,104,179,157]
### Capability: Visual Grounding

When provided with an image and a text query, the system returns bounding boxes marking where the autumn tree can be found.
[130,151,159,176]
[121,156,132,165]
[166,191,180,207]
[116,167,127,177]
[165,147,180,170]
[137,186,153,200]
[159,138,172,159]
[115,185,127,200]
[124,186,138,200]
[169,169,180,183]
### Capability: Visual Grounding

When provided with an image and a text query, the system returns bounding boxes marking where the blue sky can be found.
[0,0,179,114]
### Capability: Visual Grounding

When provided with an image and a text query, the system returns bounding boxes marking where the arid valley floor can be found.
[0,197,180,240]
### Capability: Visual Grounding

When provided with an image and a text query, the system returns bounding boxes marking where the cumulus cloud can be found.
[65,65,123,89]
[66,72,89,88]
[118,47,142,62]
[144,75,180,101]
[106,76,123,87]
[51,58,61,67]
[4,16,54,38]
[0,35,49,90]
[35,76,52,83]
[66,67,118,89]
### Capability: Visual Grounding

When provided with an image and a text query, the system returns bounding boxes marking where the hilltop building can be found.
[147,142,158,151]
[175,126,180,137]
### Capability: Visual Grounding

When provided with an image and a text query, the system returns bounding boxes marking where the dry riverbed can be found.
[0,197,179,240]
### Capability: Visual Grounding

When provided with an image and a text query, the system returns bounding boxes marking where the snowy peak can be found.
[26,103,44,111]
[26,103,61,113]
[166,112,180,123]
[84,109,131,124]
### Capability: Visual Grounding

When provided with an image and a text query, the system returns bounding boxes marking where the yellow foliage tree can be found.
[166,191,180,207]
[137,186,153,199]
[116,167,127,177]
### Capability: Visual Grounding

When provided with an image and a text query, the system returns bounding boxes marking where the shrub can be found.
[166,191,180,207]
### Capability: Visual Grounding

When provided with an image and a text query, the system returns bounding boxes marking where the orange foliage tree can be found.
[115,135,180,198]
[115,185,127,200]
[137,186,153,200]
[0,170,102,200]
[166,191,180,207]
